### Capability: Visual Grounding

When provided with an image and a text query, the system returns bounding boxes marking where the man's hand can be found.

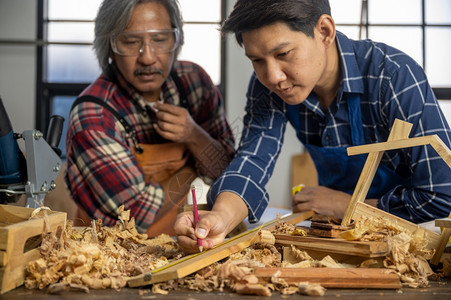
[174,192,248,253]
[153,102,197,143]
[292,186,351,218]
[174,210,230,253]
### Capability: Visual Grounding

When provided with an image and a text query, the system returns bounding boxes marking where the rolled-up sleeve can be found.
[208,74,288,222]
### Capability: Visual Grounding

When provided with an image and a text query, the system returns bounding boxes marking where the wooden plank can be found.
[353,202,441,250]
[429,134,451,167]
[0,205,36,226]
[128,210,315,287]
[253,267,402,289]
[430,213,451,265]
[435,218,451,228]
[347,136,432,156]
[341,119,412,226]
[274,234,389,257]
[347,135,451,168]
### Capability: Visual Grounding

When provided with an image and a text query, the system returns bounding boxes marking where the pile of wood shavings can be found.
[339,216,436,288]
[148,231,325,297]
[25,206,183,292]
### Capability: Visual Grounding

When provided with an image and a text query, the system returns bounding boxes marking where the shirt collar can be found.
[302,31,364,114]
[335,31,365,94]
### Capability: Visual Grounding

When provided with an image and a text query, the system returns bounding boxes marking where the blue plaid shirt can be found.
[209,31,451,224]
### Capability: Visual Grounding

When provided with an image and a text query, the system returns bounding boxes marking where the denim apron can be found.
[286,94,407,197]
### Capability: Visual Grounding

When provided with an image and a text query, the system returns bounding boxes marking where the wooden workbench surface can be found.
[1,279,450,300]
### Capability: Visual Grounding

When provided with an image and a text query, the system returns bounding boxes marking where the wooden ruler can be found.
[128,210,315,287]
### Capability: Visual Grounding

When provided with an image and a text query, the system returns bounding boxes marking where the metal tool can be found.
[0,96,64,208]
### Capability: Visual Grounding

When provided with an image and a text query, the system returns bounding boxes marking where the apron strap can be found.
[286,103,302,142]
[347,93,365,146]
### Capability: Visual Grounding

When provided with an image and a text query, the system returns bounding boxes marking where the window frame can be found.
[344,0,451,98]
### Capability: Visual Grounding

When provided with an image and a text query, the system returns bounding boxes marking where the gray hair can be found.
[94,0,184,79]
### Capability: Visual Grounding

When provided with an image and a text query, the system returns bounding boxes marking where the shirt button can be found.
[325,136,330,141]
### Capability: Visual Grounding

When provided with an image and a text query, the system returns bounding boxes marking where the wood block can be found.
[0,205,66,294]
[435,218,451,228]
[274,233,389,257]
[282,246,385,267]
[309,217,354,238]
[253,267,402,289]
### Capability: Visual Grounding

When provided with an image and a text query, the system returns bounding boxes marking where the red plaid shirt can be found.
[66,61,235,232]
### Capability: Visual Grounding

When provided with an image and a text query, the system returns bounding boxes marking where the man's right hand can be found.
[174,192,248,253]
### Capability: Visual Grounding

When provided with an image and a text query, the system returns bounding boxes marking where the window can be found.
[36,0,451,156]
[36,0,225,157]
[330,0,451,123]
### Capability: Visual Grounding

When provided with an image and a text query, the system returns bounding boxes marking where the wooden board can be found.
[347,135,451,168]
[253,267,402,289]
[274,233,389,257]
[291,152,318,188]
[128,210,315,287]
[0,204,66,294]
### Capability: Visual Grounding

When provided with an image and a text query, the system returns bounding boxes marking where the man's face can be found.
[242,22,328,105]
[112,2,175,100]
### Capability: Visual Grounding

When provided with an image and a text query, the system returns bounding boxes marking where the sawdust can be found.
[339,216,436,288]
[25,206,182,291]
[24,209,444,297]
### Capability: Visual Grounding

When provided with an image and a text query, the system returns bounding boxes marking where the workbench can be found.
[1,279,450,300]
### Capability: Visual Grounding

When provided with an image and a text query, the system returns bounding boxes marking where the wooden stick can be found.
[347,135,451,168]
[341,119,412,226]
[128,210,315,287]
[430,212,451,265]
[253,267,402,289]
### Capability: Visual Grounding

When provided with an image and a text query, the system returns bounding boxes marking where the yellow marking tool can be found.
[292,184,305,196]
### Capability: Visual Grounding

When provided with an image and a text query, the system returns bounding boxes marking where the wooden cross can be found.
[342,119,451,227]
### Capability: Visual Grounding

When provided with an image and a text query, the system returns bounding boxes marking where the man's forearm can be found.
[186,124,232,179]
[212,191,248,235]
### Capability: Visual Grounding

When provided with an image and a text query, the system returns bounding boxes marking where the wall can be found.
[1,1,448,214]
[0,0,36,134]
[0,0,298,211]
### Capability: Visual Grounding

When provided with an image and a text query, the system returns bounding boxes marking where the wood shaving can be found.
[298,282,326,296]
[271,215,296,234]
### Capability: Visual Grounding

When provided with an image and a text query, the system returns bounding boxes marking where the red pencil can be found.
[191,185,203,252]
